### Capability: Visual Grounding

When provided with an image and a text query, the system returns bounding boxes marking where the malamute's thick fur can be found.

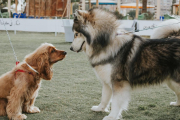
[70,8,180,120]
[151,19,180,39]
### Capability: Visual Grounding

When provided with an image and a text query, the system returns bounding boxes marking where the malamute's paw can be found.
[91,106,109,112]
[12,114,27,120]
[170,102,180,106]
[103,116,117,120]
[28,106,40,113]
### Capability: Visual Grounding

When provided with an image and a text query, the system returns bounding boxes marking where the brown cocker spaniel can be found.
[0,43,66,120]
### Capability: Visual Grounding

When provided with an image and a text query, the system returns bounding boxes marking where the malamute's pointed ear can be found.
[74,9,84,16]
[74,13,78,23]
[73,13,76,17]
[77,10,83,16]
[74,10,88,22]
[74,9,78,17]
[74,10,82,22]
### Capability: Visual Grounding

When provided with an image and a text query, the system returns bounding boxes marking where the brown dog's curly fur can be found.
[0,43,66,120]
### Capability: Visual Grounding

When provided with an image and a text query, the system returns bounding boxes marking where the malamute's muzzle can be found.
[70,41,85,53]
[70,31,86,53]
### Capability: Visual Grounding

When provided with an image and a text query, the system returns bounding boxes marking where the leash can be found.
[0,10,39,77]
[0,10,19,65]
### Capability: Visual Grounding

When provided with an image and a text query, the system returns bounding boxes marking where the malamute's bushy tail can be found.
[150,19,180,39]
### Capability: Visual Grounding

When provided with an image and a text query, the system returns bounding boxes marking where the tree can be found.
[73,2,79,13]
[113,10,123,19]
[171,0,176,14]
[128,10,136,19]
[142,0,147,13]
[144,11,154,20]
[0,0,6,9]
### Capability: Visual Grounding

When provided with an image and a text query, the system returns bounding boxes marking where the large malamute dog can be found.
[70,8,180,120]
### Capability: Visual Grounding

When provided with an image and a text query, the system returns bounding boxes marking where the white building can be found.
[154,0,172,15]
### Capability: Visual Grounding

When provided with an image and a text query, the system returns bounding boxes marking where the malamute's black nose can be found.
[70,47,73,51]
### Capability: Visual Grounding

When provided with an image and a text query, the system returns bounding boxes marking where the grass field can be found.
[0,31,180,120]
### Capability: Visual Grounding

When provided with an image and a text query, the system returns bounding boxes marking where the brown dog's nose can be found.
[64,51,67,55]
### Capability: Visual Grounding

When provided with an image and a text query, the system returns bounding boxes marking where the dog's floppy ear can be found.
[37,53,53,80]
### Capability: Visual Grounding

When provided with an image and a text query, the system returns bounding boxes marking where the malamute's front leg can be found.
[103,81,131,120]
[91,83,112,112]
[166,80,180,106]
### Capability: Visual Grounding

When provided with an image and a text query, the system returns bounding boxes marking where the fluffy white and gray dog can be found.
[70,8,180,120]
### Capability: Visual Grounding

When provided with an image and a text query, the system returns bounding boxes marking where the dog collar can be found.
[26,63,39,74]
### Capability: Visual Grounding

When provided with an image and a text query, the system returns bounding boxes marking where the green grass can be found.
[0,31,180,120]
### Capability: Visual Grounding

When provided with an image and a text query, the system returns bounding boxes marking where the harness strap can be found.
[15,69,33,79]
[16,61,20,65]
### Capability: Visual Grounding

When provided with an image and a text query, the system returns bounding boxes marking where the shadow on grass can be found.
[87,112,108,120]
[0,116,8,120]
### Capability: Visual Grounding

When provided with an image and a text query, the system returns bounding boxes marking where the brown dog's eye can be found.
[51,49,55,53]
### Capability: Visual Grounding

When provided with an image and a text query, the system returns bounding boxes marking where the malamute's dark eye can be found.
[75,33,78,36]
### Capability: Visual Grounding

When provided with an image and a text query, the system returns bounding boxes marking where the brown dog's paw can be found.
[12,114,27,120]
[0,109,7,116]
[28,106,40,113]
